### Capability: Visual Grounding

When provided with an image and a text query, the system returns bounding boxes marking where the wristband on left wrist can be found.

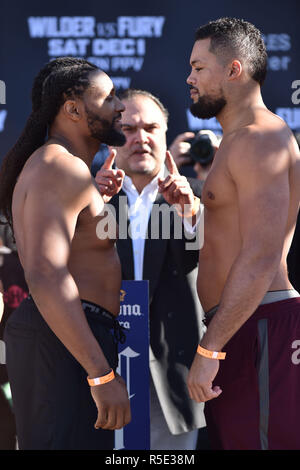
[197,344,226,360]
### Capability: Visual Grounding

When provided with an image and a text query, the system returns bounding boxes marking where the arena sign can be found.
[0,80,5,105]
[115,280,150,450]
[0,0,299,154]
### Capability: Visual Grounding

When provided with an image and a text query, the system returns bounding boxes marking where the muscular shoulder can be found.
[225,117,292,181]
[33,145,91,187]
[37,146,90,181]
[19,145,95,210]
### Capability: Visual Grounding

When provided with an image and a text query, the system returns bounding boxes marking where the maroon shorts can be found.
[204,297,300,450]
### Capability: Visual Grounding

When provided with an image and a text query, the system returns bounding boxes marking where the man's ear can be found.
[228,60,242,81]
[63,100,81,121]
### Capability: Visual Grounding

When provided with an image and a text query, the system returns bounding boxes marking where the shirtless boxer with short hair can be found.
[0,57,130,450]
[185,18,300,450]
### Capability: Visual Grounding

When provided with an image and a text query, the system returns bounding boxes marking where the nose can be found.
[186,71,195,86]
[116,96,125,113]
[134,127,149,144]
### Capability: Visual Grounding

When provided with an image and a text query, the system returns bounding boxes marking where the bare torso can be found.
[197,110,300,312]
[12,144,121,316]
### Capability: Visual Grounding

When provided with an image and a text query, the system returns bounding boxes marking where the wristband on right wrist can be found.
[87,369,115,386]
[197,345,226,360]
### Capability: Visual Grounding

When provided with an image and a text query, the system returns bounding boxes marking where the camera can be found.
[186,130,219,167]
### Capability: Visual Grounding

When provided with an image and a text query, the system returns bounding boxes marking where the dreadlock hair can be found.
[0,57,99,232]
[195,17,268,86]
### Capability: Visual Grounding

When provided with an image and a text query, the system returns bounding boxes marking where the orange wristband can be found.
[197,345,226,360]
[87,369,115,386]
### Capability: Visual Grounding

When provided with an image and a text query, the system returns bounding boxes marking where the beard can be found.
[190,90,227,119]
[85,105,126,147]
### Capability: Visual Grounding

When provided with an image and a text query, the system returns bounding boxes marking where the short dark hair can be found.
[119,89,169,124]
[195,17,267,86]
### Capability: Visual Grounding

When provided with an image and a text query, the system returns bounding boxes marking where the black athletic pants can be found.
[4,296,123,450]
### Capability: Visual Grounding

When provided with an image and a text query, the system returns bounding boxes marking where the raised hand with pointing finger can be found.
[158,151,201,218]
[95,148,125,203]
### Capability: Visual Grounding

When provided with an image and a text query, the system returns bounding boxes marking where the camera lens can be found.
[189,133,215,166]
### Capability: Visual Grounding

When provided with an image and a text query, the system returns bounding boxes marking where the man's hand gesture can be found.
[158,151,199,216]
[95,149,125,203]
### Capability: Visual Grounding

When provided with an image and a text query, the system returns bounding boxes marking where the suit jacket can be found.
[111,176,206,434]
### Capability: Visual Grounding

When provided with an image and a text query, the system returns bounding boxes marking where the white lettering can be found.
[105,455,140,467]
[0,340,6,364]
[291,80,300,105]
[119,321,130,330]
[132,304,141,316]
[95,207,117,240]
[262,33,291,51]
[96,22,117,38]
[28,16,55,37]
[111,77,132,90]
[92,38,138,56]
[117,346,140,397]
[119,304,142,316]
[115,346,140,450]
[111,57,144,71]
[48,38,90,56]
[276,107,300,129]
[28,16,95,38]
[291,340,300,365]
[137,39,146,55]
[0,80,5,104]
[0,110,7,132]
[117,16,165,38]
[87,57,110,71]
[268,55,291,71]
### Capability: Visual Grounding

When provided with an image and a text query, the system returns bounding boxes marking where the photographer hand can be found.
[168,132,195,169]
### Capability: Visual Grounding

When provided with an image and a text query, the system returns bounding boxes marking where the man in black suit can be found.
[96,89,207,450]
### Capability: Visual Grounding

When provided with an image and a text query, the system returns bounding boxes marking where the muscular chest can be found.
[74,187,117,246]
[201,154,236,211]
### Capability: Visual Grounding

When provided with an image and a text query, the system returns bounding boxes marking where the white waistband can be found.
[260,289,300,305]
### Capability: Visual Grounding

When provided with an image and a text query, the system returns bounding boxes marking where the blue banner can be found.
[1,1,299,161]
[114,280,150,450]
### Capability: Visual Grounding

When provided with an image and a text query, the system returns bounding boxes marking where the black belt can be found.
[27,294,127,345]
[81,298,127,345]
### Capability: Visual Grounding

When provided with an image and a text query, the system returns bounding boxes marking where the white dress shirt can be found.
[122,169,164,280]
[122,168,203,280]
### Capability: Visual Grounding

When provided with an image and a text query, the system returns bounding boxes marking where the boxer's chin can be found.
[190,95,227,119]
